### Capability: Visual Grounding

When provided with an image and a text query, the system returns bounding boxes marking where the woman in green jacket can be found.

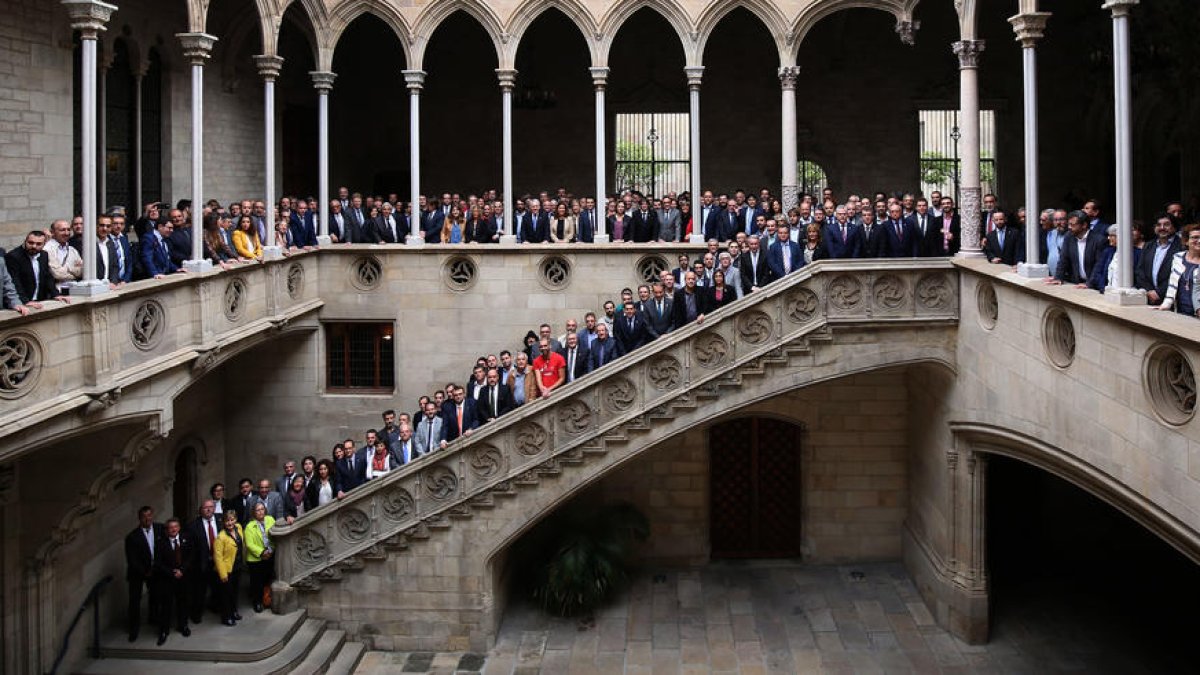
[244,502,275,613]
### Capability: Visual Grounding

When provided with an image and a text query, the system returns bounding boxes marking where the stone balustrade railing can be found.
[271,259,960,586]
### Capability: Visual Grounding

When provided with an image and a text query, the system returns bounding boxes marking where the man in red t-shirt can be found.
[532,338,567,399]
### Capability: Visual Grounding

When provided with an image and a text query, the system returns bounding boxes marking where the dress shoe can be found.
[253,603,264,613]
[180,626,191,637]
[232,613,243,621]
[223,618,236,626]
[156,634,168,646]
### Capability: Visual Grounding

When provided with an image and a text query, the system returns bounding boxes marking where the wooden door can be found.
[709,417,801,557]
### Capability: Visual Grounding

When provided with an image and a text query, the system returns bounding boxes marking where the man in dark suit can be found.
[345,195,369,242]
[576,198,599,243]
[336,440,367,494]
[932,199,962,257]
[879,204,919,258]
[5,230,58,304]
[740,236,771,292]
[557,333,590,383]
[709,202,739,242]
[698,194,725,242]
[125,506,165,642]
[288,200,318,247]
[478,367,515,422]
[906,198,942,257]
[466,212,496,244]
[671,271,712,329]
[442,385,480,442]
[628,198,660,242]
[642,282,674,339]
[520,200,550,243]
[370,202,404,244]
[767,224,804,281]
[143,220,183,277]
[1051,210,1108,285]
[426,194,450,239]
[587,322,622,372]
[109,212,135,282]
[154,517,197,645]
[738,197,764,237]
[231,479,256,524]
[824,207,863,259]
[327,200,350,243]
[274,461,299,496]
[1135,214,1183,305]
[613,303,650,354]
[982,211,1025,266]
[188,499,222,624]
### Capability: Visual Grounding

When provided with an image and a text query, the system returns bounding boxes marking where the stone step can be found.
[290,628,346,675]
[326,641,366,675]
[97,609,308,662]
[80,617,325,674]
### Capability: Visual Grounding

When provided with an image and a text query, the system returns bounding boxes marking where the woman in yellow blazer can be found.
[232,214,263,260]
[244,503,275,613]
[213,511,245,626]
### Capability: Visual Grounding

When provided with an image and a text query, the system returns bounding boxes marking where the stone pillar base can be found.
[499,234,518,245]
[261,246,284,261]
[593,234,610,244]
[1016,262,1049,279]
[902,526,989,644]
[316,235,332,247]
[182,259,213,273]
[405,235,426,247]
[688,234,706,244]
[66,279,110,297]
[269,581,298,615]
[1104,286,1148,306]
[954,250,986,260]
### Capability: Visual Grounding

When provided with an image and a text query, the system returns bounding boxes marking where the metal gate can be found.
[709,417,802,558]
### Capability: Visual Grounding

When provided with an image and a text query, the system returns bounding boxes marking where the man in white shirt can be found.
[44,219,82,290]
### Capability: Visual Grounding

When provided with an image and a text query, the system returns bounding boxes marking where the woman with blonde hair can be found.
[213,511,245,626]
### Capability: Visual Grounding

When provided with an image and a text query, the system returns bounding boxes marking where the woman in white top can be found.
[303,459,340,511]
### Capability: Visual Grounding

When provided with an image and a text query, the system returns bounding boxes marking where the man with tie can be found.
[576,197,599,243]
[557,333,591,383]
[613,302,649,355]
[189,500,222,624]
[141,219,184,278]
[656,197,681,242]
[698,191,722,242]
[346,194,368,239]
[327,199,348,243]
[389,423,417,465]
[629,197,660,242]
[125,506,165,642]
[983,211,1025,266]
[824,206,863,259]
[643,282,674,338]
[154,518,196,645]
[371,201,403,243]
[739,195,763,236]
[335,440,367,494]
[414,402,447,456]
[587,322,622,372]
[767,224,804,281]
[906,198,941,257]
[442,385,480,442]
[880,203,919,258]
[288,199,318,247]
[479,367,516,422]
[521,199,551,244]
[108,212,134,283]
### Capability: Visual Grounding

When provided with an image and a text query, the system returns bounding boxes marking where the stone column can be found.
[133,60,147,212]
[590,66,611,243]
[1010,3,1051,278]
[952,39,985,257]
[404,70,426,244]
[1103,0,1145,304]
[98,42,112,213]
[685,66,705,244]
[62,0,116,295]
[254,55,284,257]
[497,68,518,244]
[177,31,217,272]
[779,66,800,212]
[310,70,336,246]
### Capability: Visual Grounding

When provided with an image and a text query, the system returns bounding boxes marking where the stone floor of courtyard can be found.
[353,560,1191,674]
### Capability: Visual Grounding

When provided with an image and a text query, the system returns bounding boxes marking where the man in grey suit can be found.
[247,480,287,524]
[413,401,447,456]
[642,282,674,339]
[656,197,682,242]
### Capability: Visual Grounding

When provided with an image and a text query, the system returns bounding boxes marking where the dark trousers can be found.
[127,574,158,637]
[247,559,274,606]
[220,570,241,620]
[157,577,190,634]
[190,565,219,622]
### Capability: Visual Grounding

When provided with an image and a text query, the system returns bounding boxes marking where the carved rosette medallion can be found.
[423,465,459,500]
[223,278,247,321]
[872,275,908,311]
[0,331,42,399]
[693,332,730,369]
[828,275,864,311]
[285,262,304,299]
[916,274,953,311]
[786,288,820,323]
[130,300,166,350]
[515,421,550,454]
[603,377,637,412]
[295,531,327,566]
[379,487,415,522]
[469,444,506,479]
[352,256,384,291]
[647,356,682,390]
[337,508,371,543]
[736,310,774,344]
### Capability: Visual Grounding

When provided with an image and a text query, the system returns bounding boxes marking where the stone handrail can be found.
[0,252,322,455]
[271,259,959,586]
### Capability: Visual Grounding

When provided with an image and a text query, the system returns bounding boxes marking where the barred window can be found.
[326,323,395,392]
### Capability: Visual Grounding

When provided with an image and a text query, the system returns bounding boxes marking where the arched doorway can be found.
[172,446,197,521]
[709,416,802,558]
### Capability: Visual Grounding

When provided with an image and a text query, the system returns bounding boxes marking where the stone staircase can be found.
[269,260,960,648]
[80,609,364,674]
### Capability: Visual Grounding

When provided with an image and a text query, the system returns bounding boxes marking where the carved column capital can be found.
[1008,12,1051,48]
[684,66,705,91]
[496,68,518,92]
[589,66,610,90]
[777,66,800,90]
[895,19,921,45]
[254,54,285,80]
[61,0,116,39]
[310,70,337,92]
[176,32,218,66]
[952,39,986,69]
[1102,0,1139,18]
[403,69,426,92]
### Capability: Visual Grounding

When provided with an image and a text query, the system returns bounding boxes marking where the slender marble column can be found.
[254,55,284,257]
[404,70,426,244]
[590,66,610,243]
[177,31,217,272]
[1103,0,1144,304]
[497,69,518,244]
[685,66,705,244]
[1010,3,1051,278]
[310,70,336,246]
[63,0,116,295]
[952,39,985,257]
[133,61,146,212]
[779,66,800,213]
